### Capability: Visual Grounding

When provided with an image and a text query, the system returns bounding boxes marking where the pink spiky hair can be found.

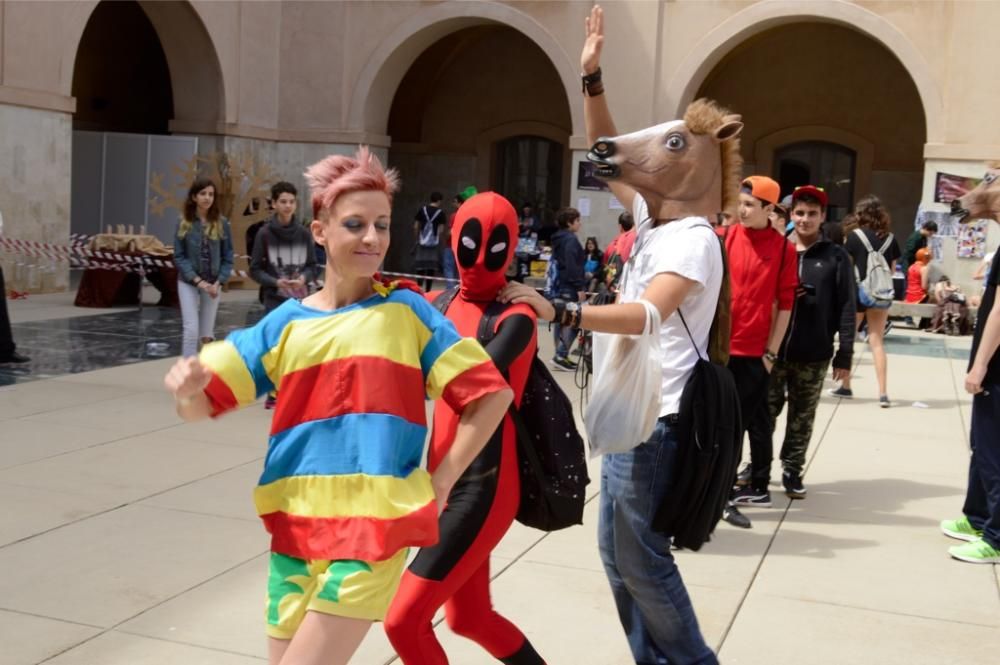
[304,146,401,219]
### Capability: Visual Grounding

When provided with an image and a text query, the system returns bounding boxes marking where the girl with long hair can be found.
[173,177,234,357]
[836,195,901,407]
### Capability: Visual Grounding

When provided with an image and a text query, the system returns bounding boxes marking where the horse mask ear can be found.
[714,115,743,143]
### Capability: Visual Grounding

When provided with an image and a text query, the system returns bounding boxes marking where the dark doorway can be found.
[494,136,564,227]
[774,141,856,221]
[72,0,173,134]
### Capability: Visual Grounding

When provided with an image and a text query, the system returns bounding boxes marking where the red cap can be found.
[741,176,781,205]
[791,185,829,208]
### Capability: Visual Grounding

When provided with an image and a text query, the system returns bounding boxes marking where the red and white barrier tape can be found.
[2,237,493,288]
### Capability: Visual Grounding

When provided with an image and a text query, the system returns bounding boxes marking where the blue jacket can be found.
[173,218,234,285]
[550,229,586,293]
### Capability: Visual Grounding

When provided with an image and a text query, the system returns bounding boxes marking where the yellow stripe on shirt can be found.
[277,303,431,376]
[200,340,258,407]
[254,470,436,520]
[426,337,494,400]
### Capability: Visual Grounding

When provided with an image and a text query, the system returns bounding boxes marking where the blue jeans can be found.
[963,382,1000,548]
[441,248,458,281]
[552,290,578,359]
[598,419,717,665]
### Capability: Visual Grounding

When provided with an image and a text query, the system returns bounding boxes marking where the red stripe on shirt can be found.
[271,356,427,435]
[440,359,510,413]
[262,500,439,561]
[204,372,239,418]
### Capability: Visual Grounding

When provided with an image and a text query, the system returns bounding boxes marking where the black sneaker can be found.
[735,463,752,487]
[0,351,30,364]
[722,504,752,529]
[731,486,772,508]
[782,472,807,499]
[551,356,578,372]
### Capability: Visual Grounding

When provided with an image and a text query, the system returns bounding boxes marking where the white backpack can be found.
[853,229,895,309]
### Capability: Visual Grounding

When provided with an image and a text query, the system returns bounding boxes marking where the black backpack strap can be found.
[677,309,705,362]
[431,285,460,314]
[476,300,508,346]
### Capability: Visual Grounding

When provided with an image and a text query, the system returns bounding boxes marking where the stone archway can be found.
[347,0,582,142]
[363,9,575,274]
[65,0,226,132]
[663,0,942,144]
[689,18,927,233]
[68,0,227,241]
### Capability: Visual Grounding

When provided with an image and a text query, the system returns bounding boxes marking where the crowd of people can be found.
[150,4,999,665]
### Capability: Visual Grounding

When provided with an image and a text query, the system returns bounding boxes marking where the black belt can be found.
[661,413,679,425]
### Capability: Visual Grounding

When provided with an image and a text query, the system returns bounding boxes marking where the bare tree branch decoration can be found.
[148,151,275,286]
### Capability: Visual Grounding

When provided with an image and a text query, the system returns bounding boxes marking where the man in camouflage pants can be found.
[767,187,855,498]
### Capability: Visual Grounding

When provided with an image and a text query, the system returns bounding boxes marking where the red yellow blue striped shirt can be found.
[199,281,506,561]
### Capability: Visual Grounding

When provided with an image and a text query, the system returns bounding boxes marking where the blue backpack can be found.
[544,255,561,299]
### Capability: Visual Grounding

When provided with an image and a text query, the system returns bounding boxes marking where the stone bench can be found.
[888,300,979,321]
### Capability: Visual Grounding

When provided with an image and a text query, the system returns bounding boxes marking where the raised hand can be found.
[581,4,604,75]
[164,356,211,400]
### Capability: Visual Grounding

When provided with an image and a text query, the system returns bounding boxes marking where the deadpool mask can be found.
[452,192,519,301]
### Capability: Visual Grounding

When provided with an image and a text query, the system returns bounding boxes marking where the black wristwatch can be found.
[763,350,778,364]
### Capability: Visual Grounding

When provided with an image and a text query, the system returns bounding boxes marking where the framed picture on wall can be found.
[578,161,610,192]
[934,172,983,204]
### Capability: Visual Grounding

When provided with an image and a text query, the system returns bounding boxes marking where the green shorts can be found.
[265,549,407,639]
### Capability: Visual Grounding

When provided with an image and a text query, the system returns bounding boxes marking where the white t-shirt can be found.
[619,195,723,415]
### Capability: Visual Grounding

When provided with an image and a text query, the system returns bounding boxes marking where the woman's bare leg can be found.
[865,308,890,397]
[269,637,290,665]
[278,612,371,665]
[839,313,865,391]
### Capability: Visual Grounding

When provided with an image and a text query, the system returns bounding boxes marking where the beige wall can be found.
[2,0,1000,292]
[2,1,997,147]
[0,104,71,292]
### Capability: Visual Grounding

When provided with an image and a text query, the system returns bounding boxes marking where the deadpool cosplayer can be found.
[384,193,546,664]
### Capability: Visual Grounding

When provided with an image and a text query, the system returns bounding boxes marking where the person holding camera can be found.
[762,186,856,501]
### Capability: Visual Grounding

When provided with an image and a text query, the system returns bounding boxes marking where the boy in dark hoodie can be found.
[250,181,319,409]
[549,207,586,371]
[764,186,855,500]
[251,181,319,313]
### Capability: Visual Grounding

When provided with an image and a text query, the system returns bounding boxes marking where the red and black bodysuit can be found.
[384,193,545,664]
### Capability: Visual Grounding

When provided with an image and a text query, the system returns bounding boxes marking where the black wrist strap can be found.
[582,67,603,95]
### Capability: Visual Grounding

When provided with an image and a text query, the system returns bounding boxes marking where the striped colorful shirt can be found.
[199,280,507,562]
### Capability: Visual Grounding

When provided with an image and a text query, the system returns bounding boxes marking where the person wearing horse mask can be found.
[502,6,740,664]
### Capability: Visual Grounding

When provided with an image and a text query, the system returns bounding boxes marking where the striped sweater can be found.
[199,280,506,562]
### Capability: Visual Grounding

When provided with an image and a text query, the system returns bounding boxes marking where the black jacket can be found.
[550,229,585,293]
[250,216,318,305]
[780,236,856,369]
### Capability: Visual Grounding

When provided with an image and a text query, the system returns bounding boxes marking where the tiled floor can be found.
[0,290,996,665]
[1,300,263,385]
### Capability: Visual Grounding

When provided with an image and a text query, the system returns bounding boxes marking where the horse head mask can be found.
[587,98,744,219]
[952,162,1000,224]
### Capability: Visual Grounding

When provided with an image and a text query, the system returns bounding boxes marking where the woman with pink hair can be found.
[164,147,512,665]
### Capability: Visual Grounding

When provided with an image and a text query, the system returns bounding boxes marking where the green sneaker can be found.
[940,517,983,542]
[948,539,1000,564]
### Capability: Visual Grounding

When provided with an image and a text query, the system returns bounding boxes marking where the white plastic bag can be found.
[585,299,663,457]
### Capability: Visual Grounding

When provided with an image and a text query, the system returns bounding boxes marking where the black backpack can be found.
[653,235,739,551]
[433,287,589,531]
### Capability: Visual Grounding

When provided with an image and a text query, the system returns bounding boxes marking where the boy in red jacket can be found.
[721,176,798,529]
